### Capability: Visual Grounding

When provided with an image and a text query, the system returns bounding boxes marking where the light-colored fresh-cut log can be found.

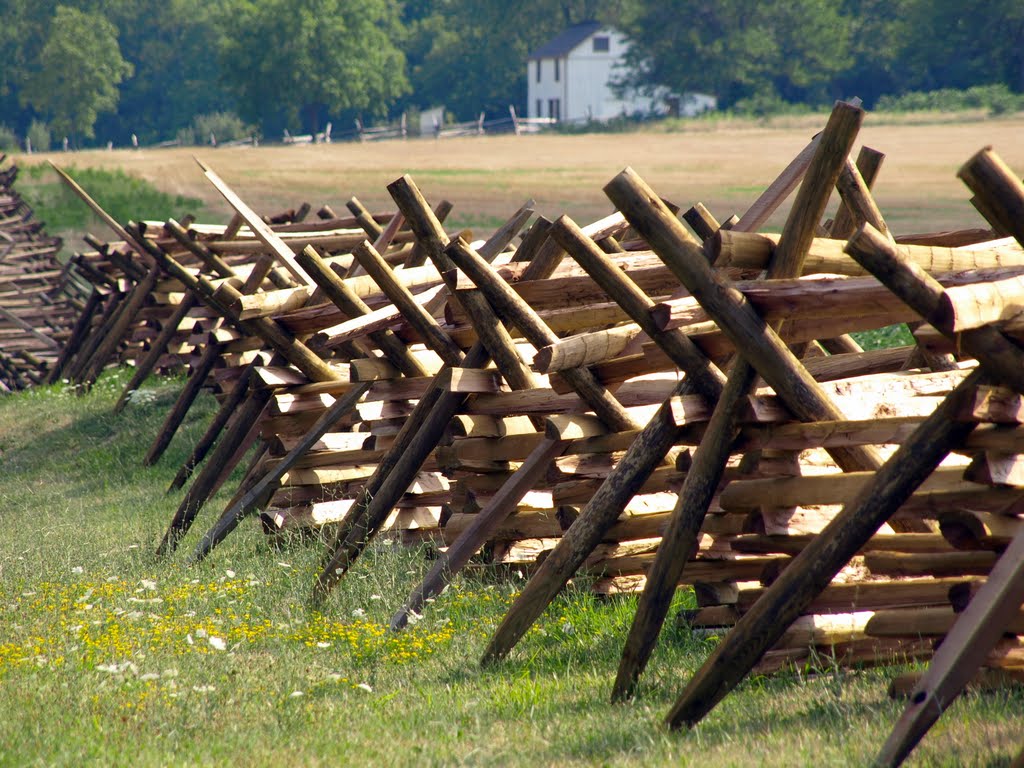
[713,230,1024,275]
[846,224,1024,394]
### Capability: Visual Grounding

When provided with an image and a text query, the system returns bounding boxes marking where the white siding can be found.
[527,57,568,119]
[527,27,666,123]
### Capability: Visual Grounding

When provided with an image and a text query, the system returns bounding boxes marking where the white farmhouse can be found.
[527,21,700,123]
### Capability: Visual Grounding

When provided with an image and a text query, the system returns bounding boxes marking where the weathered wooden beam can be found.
[44,288,103,384]
[445,236,637,432]
[350,240,464,366]
[875,520,1024,766]
[114,292,200,414]
[156,384,273,555]
[611,102,879,701]
[711,231,1024,275]
[189,381,373,562]
[391,435,568,630]
[167,359,260,492]
[958,147,1024,248]
[550,215,726,403]
[829,146,885,239]
[144,340,223,466]
[665,367,986,730]
[195,159,311,285]
[293,245,428,379]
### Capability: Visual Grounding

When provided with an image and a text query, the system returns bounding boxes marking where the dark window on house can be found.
[554,59,560,81]
[536,60,541,82]
[592,36,610,52]
[548,98,561,122]
[536,99,542,118]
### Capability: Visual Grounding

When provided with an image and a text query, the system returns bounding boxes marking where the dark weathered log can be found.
[875,520,1024,767]
[480,388,688,665]
[168,359,259,492]
[64,288,126,383]
[114,292,199,414]
[44,288,103,384]
[144,340,223,466]
[612,102,876,701]
[664,368,985,730]
[156,385,274,555]
[845,224,1024,393]
[957,147,1024,248]
[829,146,885,239]
[189,381,373,562]
[391,436,568,630]
[682,203,723,241]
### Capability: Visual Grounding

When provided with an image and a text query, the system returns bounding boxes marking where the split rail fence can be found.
[1,100,1022,765]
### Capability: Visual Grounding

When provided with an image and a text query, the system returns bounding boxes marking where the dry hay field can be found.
[20,114,1024,236]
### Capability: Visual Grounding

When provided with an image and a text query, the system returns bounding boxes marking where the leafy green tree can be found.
[404,0,636,119]
[898,0,1024,93]
[217,0,409,135]
[21,5,133,142]
[96,0,239,144]
[618,0,853,108]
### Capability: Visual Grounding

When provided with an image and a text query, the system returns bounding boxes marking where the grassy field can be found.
[1,372,1021,767]
[3,117,1023,765]
[13,113,1024,239]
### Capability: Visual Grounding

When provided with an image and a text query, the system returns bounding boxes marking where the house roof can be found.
[528,21,605,59]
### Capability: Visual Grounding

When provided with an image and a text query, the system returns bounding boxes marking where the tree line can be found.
[1,0,1021,148]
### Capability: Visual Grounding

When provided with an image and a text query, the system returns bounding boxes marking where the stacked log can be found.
[31,105,1024,766]
[0,157,79,390]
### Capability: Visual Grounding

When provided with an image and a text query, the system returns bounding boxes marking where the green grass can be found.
[1,371,1021,766]
[15,165,204,252]
[852,324,916,350]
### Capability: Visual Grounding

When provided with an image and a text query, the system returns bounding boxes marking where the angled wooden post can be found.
[874,521,1024,767]
[189,381,373,562]
[44,288,103,384]
[114,292,199,414]
[293,245,429,379]
[156,381,274,555]
[312,180,549,602]
[665,368,986,730]
[168,359,260,492]
[195,159,311,286]
[143,339,224,466]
